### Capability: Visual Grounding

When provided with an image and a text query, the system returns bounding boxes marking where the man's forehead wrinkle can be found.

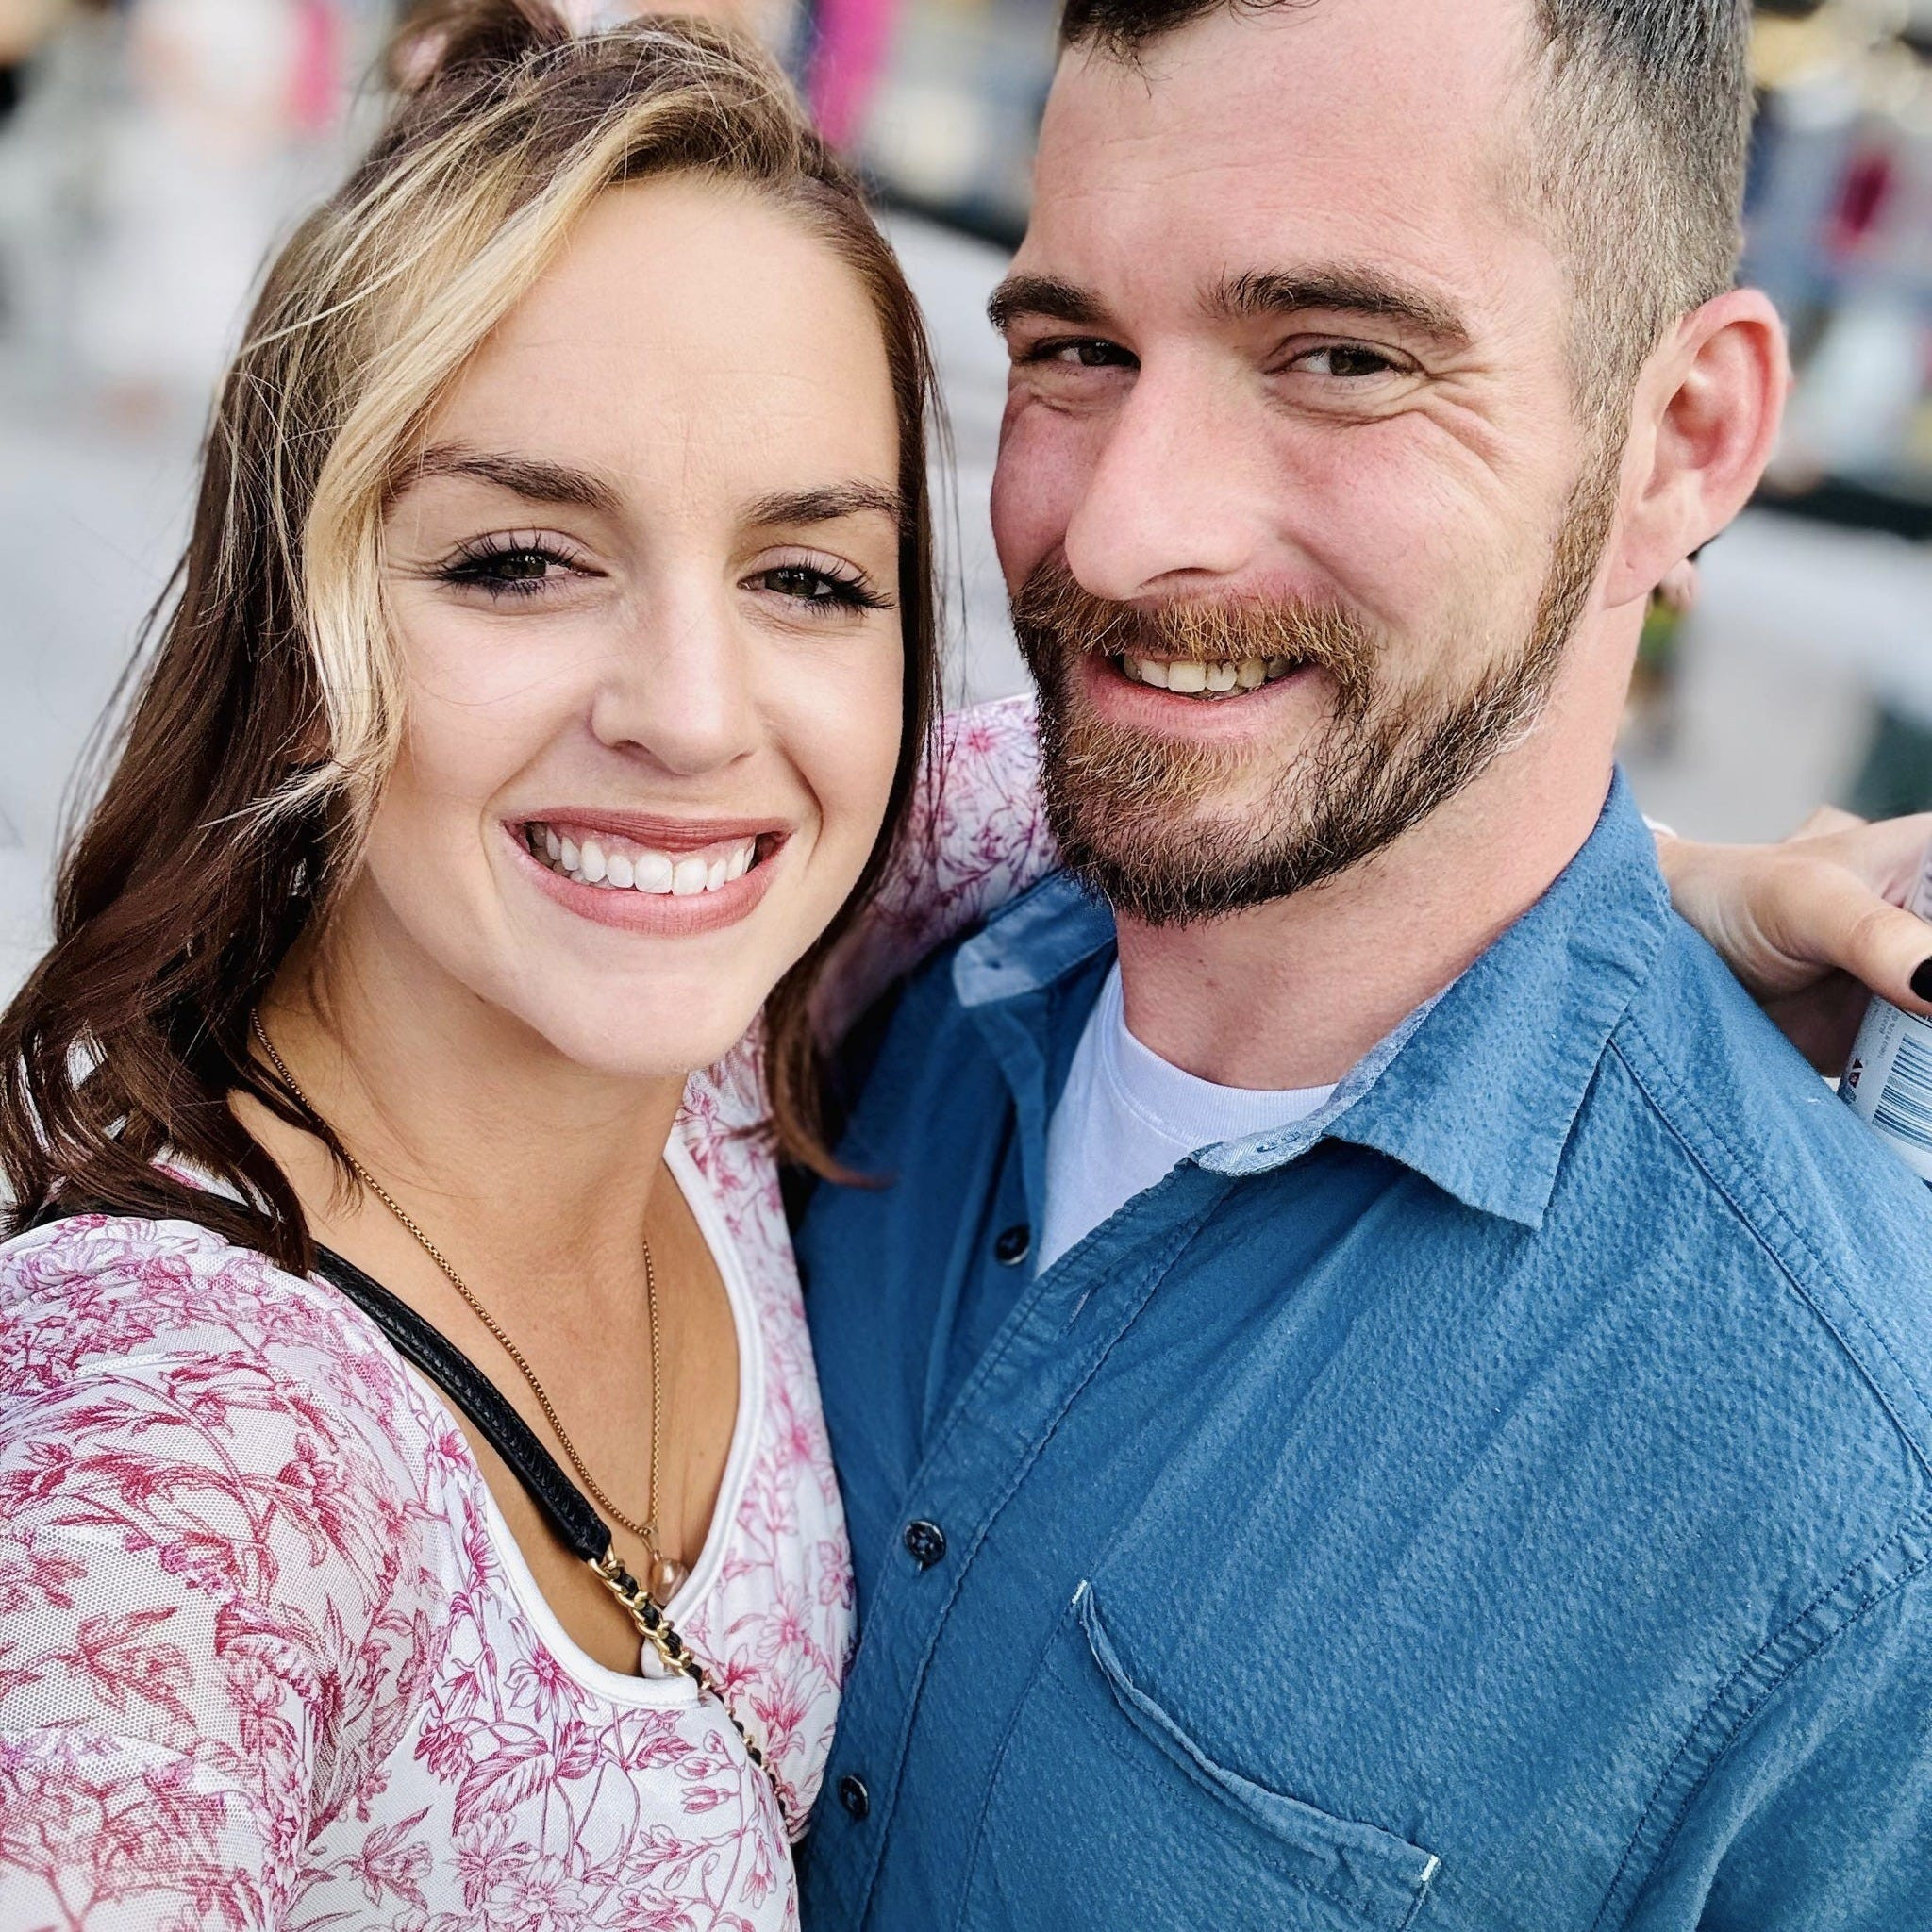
[1025,0,1572,371]
[1051,0,1533,168]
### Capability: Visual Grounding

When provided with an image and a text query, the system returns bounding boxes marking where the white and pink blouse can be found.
[0,698,1054,1932]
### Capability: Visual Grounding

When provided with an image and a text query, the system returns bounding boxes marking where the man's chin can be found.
[1043,770,1312,927]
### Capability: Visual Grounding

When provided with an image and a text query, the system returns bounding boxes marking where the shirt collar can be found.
[954,773,1671,1232]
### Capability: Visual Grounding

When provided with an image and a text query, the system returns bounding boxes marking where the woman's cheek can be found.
[788,640,906,883]
[394,606,580,802]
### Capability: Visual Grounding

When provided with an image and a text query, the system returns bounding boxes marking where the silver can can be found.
[1840,839,1932,1183]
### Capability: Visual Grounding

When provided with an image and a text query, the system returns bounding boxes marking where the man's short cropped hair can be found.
[1056,0,1755,419]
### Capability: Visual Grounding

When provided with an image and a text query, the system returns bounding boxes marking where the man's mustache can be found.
[1010,560,1378,712]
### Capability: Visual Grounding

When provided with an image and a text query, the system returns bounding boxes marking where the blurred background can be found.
[0,0,1928,998]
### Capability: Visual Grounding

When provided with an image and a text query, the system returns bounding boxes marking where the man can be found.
[795,0,1932,1926]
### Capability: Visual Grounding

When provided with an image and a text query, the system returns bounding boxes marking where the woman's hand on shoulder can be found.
[1659,806,1932,1073]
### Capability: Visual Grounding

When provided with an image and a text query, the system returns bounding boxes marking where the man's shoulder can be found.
[1589,914,1932,1462]
[1610,912,1932,1248]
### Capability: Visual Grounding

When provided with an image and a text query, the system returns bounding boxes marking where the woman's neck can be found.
[252,897,687,1313]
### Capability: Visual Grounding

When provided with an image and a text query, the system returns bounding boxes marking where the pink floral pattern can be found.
[0,698,1053,1931]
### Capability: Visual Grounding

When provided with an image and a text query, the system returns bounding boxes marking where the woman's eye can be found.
[438,541,583,598]
[755,563,887,615]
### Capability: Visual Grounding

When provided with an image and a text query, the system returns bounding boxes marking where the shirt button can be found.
[838,1773,871,1821]
[993,1223,1031,1266]
[903,1519,948,1569]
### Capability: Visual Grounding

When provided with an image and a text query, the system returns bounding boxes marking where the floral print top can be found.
[0,698,1054,1932]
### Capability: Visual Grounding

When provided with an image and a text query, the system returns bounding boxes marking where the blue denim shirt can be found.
[795,777,1932,1932]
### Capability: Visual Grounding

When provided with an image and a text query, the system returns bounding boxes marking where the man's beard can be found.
[1011,463,1621,927]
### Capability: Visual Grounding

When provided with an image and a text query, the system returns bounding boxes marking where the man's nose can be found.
[589,586,760,777]
[1060,364,1268,601]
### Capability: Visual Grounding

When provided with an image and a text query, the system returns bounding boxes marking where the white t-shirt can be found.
[1038,965,1339,1273]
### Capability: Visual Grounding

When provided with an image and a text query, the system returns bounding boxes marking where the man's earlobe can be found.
[1602,289,1789,608]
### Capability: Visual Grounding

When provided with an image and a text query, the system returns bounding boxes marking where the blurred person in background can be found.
[1,5,1931,1929]
[74,0,348,425]
[394,0,898,160]
[393,0,800,77]
[0,0,69,125]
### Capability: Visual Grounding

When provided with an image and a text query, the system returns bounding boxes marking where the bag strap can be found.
[306,1243,609,1565]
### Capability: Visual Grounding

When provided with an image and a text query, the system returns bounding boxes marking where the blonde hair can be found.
[2,3,943,1260]
[261,9,879,832]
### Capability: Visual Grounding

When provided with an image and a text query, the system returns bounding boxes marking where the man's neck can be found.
[1114,723,1621,1092]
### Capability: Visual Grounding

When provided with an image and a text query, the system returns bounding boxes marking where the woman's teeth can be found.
[1117,654,1300,698]
[527,824,758,896]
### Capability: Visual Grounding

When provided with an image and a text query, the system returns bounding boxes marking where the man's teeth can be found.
[1119,655,1298,697]
[527,824,758,895]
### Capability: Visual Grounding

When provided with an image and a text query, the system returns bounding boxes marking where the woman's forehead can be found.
[434,177,900,494]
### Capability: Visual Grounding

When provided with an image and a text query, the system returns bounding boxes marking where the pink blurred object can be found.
[808,0,900,150]
[1826,142,1896,262]
[288,0,342,136]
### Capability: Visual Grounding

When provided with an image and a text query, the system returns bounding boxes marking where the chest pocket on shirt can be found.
[962,1582,1441,1932]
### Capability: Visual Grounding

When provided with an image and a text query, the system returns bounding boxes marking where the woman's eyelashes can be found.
[428,533,891,618]
[748,555,893,618]
[434,532,595,599]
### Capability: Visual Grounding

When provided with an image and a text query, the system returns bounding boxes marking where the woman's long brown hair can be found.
[0,2,943,1272]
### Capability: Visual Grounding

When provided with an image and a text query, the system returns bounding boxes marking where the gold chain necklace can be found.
[249,1014,684,1599]
[247,1015,790,1827]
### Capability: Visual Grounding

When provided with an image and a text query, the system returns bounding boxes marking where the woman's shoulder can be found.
[922,692,1048,869]
[0,1210,462,1515]
[0,1211,467,1875]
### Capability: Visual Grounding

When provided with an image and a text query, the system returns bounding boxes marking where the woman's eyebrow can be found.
[743,482,907,530]
[408,443,625,515]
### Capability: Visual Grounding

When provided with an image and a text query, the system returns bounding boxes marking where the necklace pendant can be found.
[648,1555,688,1607]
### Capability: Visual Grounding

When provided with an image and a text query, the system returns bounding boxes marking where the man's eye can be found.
[1294,344,1403,379]
[1027,338,1135,370]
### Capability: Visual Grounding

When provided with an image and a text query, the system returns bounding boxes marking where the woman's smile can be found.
[508,812,788,936]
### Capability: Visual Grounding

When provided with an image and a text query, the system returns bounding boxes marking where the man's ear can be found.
[1600,290,1789,608]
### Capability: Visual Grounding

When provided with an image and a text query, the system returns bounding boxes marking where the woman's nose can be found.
[588,587,760,777]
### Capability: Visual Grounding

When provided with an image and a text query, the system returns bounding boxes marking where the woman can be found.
[0,7,1926,1928]
[0,10,1049,1924]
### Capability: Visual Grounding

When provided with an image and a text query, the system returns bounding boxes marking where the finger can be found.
[1790,805,1865,840]
[1769,865,1932,1018]
[1816,810,1932,901]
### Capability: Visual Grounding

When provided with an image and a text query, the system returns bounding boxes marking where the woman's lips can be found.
[522,808,789,853]
[507,816,786,936]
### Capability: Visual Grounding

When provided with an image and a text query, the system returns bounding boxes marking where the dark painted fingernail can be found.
[1912,960,1932,1004]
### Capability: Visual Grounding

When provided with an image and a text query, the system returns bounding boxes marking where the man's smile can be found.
[1110,652,1307,698]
